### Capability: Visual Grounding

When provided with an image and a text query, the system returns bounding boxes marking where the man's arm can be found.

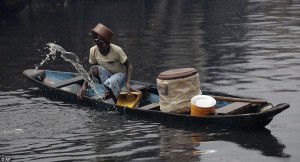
[77,64,98,100]
[123,59,133,93]
[77,80,88,100]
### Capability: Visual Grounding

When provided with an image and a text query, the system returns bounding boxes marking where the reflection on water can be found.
[0,90,291,161]
[158,125,289,161]
[1,0,299,161]
[0,94,290,161]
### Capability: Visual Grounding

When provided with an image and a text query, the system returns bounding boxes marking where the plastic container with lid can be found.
[156,68,201,113]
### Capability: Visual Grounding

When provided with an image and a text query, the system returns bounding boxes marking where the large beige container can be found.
[156,68,201,113]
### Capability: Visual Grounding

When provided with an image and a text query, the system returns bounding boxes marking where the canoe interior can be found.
[26,69,271,115]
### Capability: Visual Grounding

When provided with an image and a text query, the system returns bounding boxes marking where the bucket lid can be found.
[191,95,216,108]
[158,68,197,80]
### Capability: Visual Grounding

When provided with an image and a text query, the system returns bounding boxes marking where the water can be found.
[36,43,87,79]
[36,42,102,98]
[1,0,300,161]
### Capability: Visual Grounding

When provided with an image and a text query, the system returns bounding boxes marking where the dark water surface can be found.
[1,0,299,161]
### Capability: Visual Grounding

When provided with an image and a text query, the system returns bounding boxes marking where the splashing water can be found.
[35,43,101,98]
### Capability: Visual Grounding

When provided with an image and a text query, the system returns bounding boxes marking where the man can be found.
[77,23,133,102]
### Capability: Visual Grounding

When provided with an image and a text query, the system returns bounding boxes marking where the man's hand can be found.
[77,88,85,100]
[126,83,133,94]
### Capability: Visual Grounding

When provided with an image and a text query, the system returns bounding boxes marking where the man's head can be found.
[91,23,114,43]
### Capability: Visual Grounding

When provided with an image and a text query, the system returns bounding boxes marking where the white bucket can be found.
[191,95,216,116]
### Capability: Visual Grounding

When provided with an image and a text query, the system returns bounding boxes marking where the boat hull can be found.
[23,69,290,129]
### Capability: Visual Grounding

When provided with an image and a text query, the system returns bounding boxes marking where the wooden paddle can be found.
[211,96,267,103]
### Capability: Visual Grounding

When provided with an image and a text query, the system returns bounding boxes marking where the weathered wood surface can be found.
[139,103,160,110]
[53,76,84,88]
[216,102,251,115]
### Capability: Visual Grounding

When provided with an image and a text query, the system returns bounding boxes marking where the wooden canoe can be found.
[23,69,290,129]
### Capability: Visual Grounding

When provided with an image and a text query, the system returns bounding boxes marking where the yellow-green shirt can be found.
[89,44,127,74]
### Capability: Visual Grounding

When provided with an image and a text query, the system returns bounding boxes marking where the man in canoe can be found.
[77,23,133,102]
